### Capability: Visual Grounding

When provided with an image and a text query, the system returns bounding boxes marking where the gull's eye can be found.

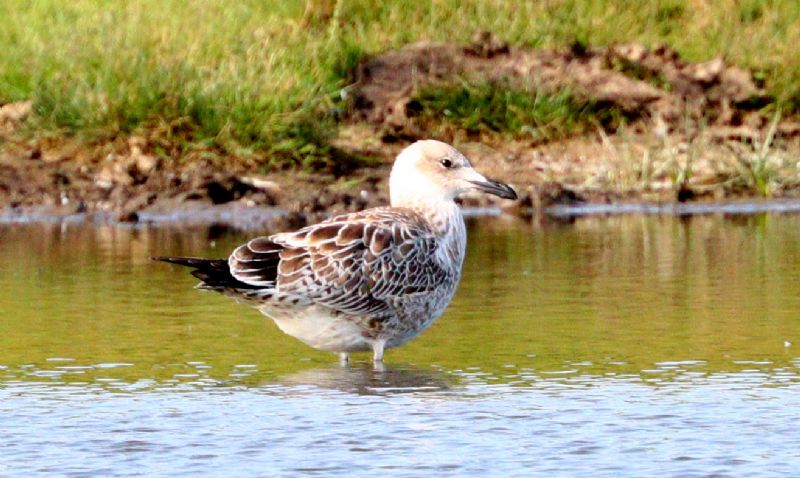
[440,158,453,169]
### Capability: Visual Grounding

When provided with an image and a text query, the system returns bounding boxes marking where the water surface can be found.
[1,214,799,476]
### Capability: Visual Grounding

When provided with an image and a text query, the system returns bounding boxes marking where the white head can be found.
[389,140,517,208]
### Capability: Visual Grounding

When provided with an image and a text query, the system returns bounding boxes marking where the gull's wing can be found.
[228,208,451,316]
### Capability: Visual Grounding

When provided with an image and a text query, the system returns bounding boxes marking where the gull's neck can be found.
[392,195,467,271]
[391,193,462,234]
[418,201,462,237]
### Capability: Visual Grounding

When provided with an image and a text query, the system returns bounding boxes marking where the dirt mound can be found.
[351,37,773,137]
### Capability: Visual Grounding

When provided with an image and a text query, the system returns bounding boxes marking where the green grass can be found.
[1,0,800,167]
[413,82,625,142]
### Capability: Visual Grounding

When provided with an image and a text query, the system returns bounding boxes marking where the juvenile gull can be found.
[156,140,517,363]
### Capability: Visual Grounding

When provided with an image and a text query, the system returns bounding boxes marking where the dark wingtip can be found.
[152,256,227,268]
[152,256,194,266]
[152,256,257,289]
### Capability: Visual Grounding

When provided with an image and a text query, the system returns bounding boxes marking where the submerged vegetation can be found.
[1,0,800,165]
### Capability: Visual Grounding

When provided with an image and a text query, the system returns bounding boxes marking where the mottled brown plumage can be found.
[155,140,517,363]
[228,208,449,318]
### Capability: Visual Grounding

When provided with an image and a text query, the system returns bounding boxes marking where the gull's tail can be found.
[153,256,258,290]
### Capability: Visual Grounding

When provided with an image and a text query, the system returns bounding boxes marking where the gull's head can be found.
[389,140,517,208]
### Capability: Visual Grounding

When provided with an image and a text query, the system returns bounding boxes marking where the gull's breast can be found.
[268,305,374,353]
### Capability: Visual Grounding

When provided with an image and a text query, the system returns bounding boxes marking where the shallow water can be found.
[1,213,799,477]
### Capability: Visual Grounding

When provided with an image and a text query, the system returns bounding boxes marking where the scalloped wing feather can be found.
[228,208,449,317]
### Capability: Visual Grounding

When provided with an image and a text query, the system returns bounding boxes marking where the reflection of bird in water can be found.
[155,140,517,364]
[274,363,452,396]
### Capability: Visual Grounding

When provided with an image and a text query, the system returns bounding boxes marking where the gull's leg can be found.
[338,352,350,366]
[372,339,386,365]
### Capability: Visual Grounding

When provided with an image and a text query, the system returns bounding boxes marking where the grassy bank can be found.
[413,83,626,142]
[2,0,800,166]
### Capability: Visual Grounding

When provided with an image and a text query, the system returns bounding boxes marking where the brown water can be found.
[1,214,799,476]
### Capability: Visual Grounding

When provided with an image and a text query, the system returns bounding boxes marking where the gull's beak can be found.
[468,178,518,200]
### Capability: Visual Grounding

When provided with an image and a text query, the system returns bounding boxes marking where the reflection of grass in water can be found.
[412,82,625,143]
[2,0,800,166]
[3,218,800,389]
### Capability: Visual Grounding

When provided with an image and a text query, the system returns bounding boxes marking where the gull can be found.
[156,140,517,364]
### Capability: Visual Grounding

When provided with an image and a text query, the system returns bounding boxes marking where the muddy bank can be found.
[2,40,800,226]
[0,136,391,225]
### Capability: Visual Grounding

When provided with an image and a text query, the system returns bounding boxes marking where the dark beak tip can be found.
[470,179,518,201]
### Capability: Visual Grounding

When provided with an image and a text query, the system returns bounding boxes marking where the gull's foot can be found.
[373,360,386,373]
